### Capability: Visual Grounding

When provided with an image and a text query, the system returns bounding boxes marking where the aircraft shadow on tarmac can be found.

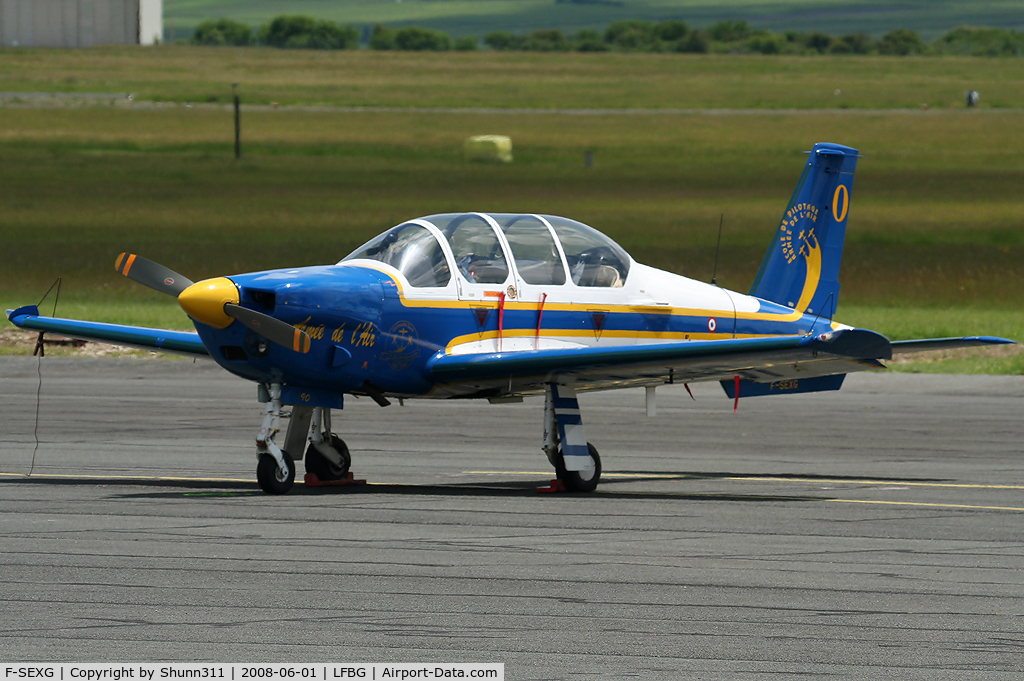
[613,470,947,483]
[111,485,826,503]
[4,469,951,503]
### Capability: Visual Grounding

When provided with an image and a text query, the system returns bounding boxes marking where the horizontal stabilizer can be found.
[7,305,209,358]
[891,336,1016,354]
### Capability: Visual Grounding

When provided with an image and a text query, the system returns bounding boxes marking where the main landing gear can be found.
[541,383,602,493]
[255,384,353,494]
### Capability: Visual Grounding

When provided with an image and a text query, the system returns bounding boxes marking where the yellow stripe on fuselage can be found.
[350,263,822,332]
[443,329,778,353]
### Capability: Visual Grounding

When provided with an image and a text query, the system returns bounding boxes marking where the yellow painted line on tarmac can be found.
[466,472,1024,490]
[4,469,678,483]
[830,499,1024,512]
[731,476,1024,491]
[0,472,252,484]
[463,471,1024,510]
[5,472,1023,511]
[1,471,396,488]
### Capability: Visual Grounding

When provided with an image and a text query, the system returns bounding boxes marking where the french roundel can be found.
[707,317,717,332]
[832,185,849,223]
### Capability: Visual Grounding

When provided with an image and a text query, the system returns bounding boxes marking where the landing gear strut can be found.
[541,383,602,492]
[255,383,295,494]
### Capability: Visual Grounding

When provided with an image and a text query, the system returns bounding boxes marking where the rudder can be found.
[749,142,859,319]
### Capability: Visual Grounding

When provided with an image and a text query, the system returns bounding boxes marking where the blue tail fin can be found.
[749,142,859,319]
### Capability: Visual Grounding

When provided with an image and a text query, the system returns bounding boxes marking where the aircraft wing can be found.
[426,329,1017,396]
[6,305,209,358]
[427,328,894,395]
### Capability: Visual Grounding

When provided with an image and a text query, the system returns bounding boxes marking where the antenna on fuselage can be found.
[711,213,724,286]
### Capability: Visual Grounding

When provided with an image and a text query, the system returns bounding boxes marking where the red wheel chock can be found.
[537,478,568,493]
[304,472,366,487]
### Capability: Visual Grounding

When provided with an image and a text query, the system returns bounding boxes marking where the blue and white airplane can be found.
[7,143,1014,494]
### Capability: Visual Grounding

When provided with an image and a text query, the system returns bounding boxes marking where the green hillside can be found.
[163,0,1024,41]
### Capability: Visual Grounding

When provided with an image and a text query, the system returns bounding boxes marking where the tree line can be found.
[191,16,1024,57]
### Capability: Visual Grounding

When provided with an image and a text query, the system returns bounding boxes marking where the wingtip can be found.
[7,305,40,324]
[970,336,1018,345]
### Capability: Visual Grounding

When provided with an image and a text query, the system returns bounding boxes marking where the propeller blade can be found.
[115,253,195,297]
[224,303,311,354]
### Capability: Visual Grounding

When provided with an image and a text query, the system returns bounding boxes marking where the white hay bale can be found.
[464,135,513,163]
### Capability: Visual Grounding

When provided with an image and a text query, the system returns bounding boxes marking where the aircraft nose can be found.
[178,277,239,329]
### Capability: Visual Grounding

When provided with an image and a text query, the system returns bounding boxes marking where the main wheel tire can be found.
[554,442,602,492]
[256,451,295,494]
[304,435,351,481]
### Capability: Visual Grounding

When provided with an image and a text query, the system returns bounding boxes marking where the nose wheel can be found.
[257,451,296,494]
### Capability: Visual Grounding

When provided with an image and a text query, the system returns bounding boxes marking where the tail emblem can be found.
[779,203,819,264]
[778,206,823,312]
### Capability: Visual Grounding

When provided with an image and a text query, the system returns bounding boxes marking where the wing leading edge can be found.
[6,305,209,358]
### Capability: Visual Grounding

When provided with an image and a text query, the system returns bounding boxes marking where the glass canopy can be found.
[344,213,630,289]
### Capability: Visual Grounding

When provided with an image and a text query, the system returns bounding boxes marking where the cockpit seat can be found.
[589,265,624,288]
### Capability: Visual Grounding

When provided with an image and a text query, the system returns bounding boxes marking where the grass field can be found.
[1,48,1021,372]
[161,0,1024,40]
[4,48,1024,109]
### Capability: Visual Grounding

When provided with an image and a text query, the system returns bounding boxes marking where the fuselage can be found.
[185,213,840,400]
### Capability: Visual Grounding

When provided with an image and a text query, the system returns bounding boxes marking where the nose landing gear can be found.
[254,385,355,494]
[255,383,295,494]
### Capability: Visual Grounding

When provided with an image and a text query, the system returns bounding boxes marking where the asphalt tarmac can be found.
[2,357,1023,679]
